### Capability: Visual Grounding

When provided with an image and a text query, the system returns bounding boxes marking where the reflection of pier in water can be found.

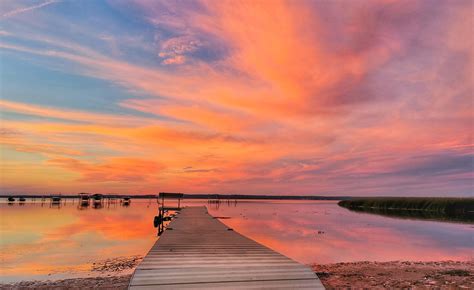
[105,196,117,209]
[208,196,238,210]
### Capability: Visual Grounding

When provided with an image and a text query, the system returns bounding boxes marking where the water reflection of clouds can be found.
[1,200,472,281]
[209,201,473,264]
[0,202,157,280]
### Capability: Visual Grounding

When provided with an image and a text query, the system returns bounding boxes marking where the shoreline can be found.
[314,261,473,289]
[338,198,474,223]
[1,260,472,289]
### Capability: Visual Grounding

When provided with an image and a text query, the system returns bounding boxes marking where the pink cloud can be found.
[1,0,472,195]
[48,157,163,183]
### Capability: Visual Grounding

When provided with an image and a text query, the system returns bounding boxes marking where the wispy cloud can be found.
[48,157,163,183]
[1,0,60,19]
[0,99,159,126]
[1,0,472,195]
[158,35,202,65]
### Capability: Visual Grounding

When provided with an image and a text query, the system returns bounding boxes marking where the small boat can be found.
[120,196,132,206]
[51,196,61,203]
[7,197,15,202]
[79,193,90,200]
[92,194,103,204]
[79,193,89,202]
[19,197,26,202]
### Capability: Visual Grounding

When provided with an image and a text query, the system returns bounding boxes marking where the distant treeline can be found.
[1,193,351,201]
[338,197,474,223]
[184,194,351,200]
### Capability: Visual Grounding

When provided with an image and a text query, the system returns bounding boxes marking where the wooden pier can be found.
[129,206,324,289]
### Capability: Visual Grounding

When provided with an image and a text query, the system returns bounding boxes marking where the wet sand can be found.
[1,260,472,289]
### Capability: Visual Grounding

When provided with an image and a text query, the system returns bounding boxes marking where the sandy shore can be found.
[313,261,473,289]
[1,261,472,289]
[1,276,132,289]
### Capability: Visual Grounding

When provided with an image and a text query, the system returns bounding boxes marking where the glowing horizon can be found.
[0,0,472,196]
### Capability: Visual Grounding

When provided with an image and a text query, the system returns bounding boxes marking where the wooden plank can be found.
[131,273,318,286]
[130,279,322,290]
[129,206,324,289]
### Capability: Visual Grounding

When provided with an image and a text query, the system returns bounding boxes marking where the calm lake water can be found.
[1,199,472,282]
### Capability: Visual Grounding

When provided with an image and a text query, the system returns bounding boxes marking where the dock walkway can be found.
[129,206,324,289]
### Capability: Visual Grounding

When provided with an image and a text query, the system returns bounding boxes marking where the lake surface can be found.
[1,199,472,282]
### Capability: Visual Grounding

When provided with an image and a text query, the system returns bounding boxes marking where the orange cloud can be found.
[0,99,157,126]
[48,157,163,183]
[1,0,472,195]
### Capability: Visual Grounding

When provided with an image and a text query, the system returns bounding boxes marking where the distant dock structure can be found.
[79,193,90,206]
[155,192,184,235]
[129,206,324,289]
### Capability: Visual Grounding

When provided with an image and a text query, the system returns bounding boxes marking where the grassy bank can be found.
[338,197,474,223]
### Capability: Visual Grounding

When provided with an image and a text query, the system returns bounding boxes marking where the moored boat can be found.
[79,193,89,201]
[51,196,61,203]
[122,196,131,205]
[92,194,103,203]
[78,193,90,207]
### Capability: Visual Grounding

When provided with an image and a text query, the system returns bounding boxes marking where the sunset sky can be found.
[0,0,472,196]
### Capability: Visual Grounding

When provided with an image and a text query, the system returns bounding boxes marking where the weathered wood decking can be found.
[129,206,324,289]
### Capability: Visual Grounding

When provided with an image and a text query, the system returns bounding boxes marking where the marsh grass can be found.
[338,197,474,223]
